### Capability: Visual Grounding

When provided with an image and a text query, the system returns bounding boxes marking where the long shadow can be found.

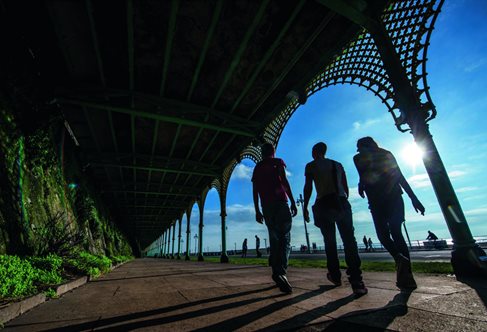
[92,265,267,283]
[317,290,413,331]
[190,285,336,332]
[8,286,276,331]
[256,293,356,332]
[457,276,487,310]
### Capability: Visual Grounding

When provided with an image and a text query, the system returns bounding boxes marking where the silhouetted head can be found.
[312,142,327,160]
[357,137,379,152]
[261,142,275,158]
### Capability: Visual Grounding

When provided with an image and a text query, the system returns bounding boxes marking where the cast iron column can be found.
[185,213,191,260]
[198,202,204,261]
[369,19,487,277]
[177,218,182,259]
[220,207,229,263]
[171,222,176,259]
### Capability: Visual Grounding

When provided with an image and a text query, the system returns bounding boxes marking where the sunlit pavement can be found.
[4,258,487,331]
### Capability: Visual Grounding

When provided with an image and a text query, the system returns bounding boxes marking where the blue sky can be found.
[151,0,487,253]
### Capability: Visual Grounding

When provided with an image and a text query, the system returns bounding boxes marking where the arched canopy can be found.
[1,0,443,249]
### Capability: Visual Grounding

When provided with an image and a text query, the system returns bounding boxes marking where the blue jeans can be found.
[263,201,292,276]
[312,197,363,283]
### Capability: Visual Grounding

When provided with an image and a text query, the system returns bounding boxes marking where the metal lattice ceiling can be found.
[1,0,397,249]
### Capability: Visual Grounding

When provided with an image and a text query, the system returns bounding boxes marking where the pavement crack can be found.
[112,286,120,297]
[178,290,190,302]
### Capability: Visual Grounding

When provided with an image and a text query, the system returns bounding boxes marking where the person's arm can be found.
[278,164,297,217]
[252,181,264,223]
[303,174,313,222]
[339,164,350,198]
[393,155,425,215]
[353,155,366,198]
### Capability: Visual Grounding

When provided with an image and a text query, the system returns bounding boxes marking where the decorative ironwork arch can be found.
[263,0,443,147]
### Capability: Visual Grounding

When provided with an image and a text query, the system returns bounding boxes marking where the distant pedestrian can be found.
[303,142,367,296]
[426,230,438,241]
[354,137,425,289]
[368,238,373,252]
[252,142,297,293]
[255,235,262,258]
[242,238,248,258]
[363,235,369,251]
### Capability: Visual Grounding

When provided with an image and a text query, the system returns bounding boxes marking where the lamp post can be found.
[296,194,311,253]
[194,234,198,256]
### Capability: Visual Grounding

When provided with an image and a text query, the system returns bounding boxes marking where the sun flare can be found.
[401,142,424,168]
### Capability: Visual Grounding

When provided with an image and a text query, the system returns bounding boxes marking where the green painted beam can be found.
[92,163,218,177]
[127,0,135,90]
[160,0,180,95]
[314,0,375,29]
[210,0,270,109]
[84,151,221,172]
[249,11,336,119]
[85,0,106,87]
[230,0,306,113]
[187,0,223,100]
[59,98,256,137]
[106,190,196,197]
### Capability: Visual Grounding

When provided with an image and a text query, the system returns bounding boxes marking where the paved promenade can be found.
[4,258,487,331]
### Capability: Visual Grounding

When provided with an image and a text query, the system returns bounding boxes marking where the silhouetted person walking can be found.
[303,142,367,296]
[363,235,369,251]
[242,238,248,258]
[368,237,373,252]
[354,137,425,289]
[253,142,297,293]
[255,235,262,258]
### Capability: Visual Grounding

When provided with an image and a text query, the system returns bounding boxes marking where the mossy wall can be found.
[0,99,133,257]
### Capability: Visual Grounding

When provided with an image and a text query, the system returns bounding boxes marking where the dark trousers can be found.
[263,201,292,276]
[370,194,409,259]
[313,198,362,283]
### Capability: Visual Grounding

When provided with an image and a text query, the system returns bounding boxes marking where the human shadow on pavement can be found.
[190,285,336,332]
[14,285,276,331]
[457,276,487,310]
[254,293,356,332]
[313,289,413,331]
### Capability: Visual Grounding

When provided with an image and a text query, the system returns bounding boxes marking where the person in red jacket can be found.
[252,142,297,293]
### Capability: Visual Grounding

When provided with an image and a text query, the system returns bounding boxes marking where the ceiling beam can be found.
[160,0,179,95]
[314,0,377,30]
[187,0,223,100]
[57,98,256,137]
[91,162,218,177]
[104,190,196,197]
[230,0,306,113]
[210,0,270,109]
[127,0,134,91]
[85,0,106,87]
[249,11,336,119]
[84,151,221,173]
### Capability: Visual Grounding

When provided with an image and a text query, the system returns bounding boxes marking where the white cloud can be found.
[456,186,479,193]
[285,169,292,177]
[464,57,487,73]
[407,173,431,188]
[407,170,466,189]
[232,164,253,180]
[352,117,382,131]
[464,206,487,217]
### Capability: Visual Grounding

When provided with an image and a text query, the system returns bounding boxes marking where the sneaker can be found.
[273,274,293,293]
[351,281,368,297]
[327,273,342,286]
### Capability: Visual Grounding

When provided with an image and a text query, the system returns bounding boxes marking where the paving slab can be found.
[3,258,487,331]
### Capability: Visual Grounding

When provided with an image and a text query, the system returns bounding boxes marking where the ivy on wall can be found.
[0,99,132,257]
